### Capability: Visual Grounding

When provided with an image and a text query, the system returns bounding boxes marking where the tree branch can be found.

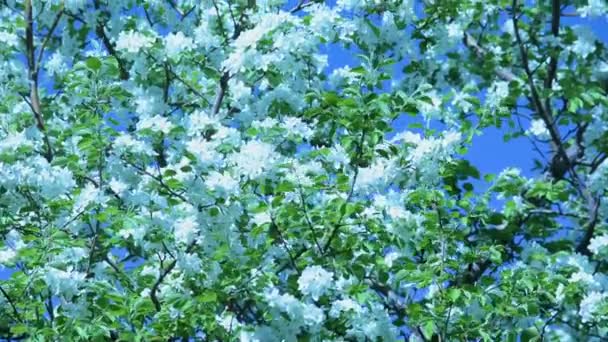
[0,285,23,323]
[93,0,129,80]
[211,72,229,115]
[544,0,560,92]
[150,242,196,311]
[35,5,64,71]
[25,0,54,162]
[463,33,517,82]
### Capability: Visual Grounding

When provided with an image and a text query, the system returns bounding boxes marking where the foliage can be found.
[0,0,607,340]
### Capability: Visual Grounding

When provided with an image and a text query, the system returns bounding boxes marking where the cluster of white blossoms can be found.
[0,30,18,47]
[0,230,25,265]
[115,30,156,53]
[281,117,315,139]
[174,216,200,244]
[205,171,240,195]
[528,119,550,139]
[136,114,174,134]
[569,26,597,59]
[486,81,510,109]
[230,140,279,178]
[44,267,87,298]
[46,51,68,75]
[577,0,608,17]
[113,133,155,156]
[297,265,334,300]
[0,130,33,152]
[186,137,223,166]
[0,157,76,198]
[389,130,462,183]
[72,183,104,214]
[164,32,194,58]
[239,287,325,340]
[579,291,608,323]
[224,12,294,73]
[356,159,396,190]
[589,234,608,255]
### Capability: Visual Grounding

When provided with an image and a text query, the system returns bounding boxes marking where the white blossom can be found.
[329,66,358,87]
[164,32,194,57]
[115,30,155,53]
[0,131,33,152]
[44,267,86,297]
[174,216,199,244]
[330,298,361,317]
[46,51,68,75]
[486,81,510,108]
[0,249,16,265]
[297,265,334,300]
[579,291,608,323]
[281,117,314,139]
[109,178,128,195]
[326,144,350,168]
[528,119,550,139]
[0,31,18,47]
[230,140,278,178]
[577,0,608,17]
[186,138,221,165]
[137,115,173,134]
[252,212,272,226]
[569,27,596,58]
[206,171,239,194]
[73,183,101,213]
[446,22,464,40]
[589,234,608,255]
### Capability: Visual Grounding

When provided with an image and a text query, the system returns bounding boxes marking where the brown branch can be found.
[512,0,600,256]
[150,258,177,312]
[35,5,64,71]
[544,0,560,92]
[211,70,230,115]
[511,4,549,122]
[146,53,210,105]
[297,184,323,253]
[575,198,601,256]
[93,0,129,80]
[512,1,580,186]
[166,0,185,17]
[463,33,517,82]
[289,0,314,13]
[322,129,366,253]
[270,216,300,273]
[25,0,54,162]
[0,285,23,323]
[150,242,196,311]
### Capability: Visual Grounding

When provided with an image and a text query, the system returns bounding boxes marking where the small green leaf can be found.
[86,57,102,71]
[422,321,435,340]
[448,288,461,302]
[199,291,217,303]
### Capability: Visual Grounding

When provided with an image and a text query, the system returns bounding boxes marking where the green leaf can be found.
[86,57,102,71]
[520,327,539,342]
[421,321,435,340]
[323,92,340,106]
[198,291,217,303]
[10,324,28,335]
[448,288,461,302]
